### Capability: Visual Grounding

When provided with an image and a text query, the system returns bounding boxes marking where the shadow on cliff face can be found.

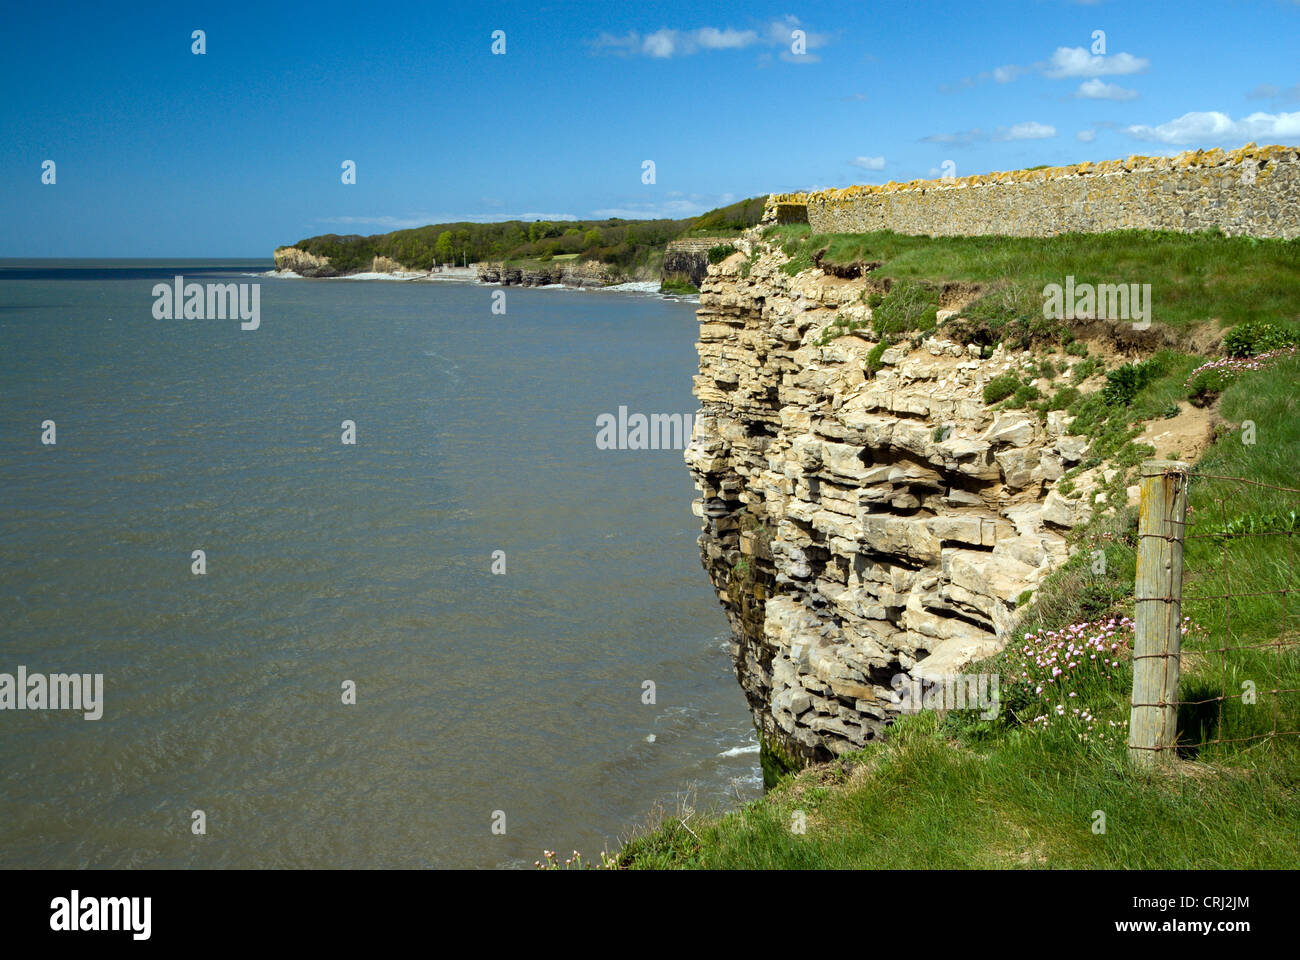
[811,249,882,279]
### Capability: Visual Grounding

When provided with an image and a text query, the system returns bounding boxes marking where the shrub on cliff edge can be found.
[707,243,737,264]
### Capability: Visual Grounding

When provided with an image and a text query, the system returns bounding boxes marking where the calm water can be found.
[0,260,759,868]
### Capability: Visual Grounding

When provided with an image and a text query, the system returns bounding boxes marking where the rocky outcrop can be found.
[474,259,631,288]
[663,238,733,290]
[370,255,408,274]
[685,237,1109,782]
[273,246,338,277]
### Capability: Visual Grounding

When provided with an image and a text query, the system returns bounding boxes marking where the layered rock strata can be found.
[473,259,629,288]
[685,236,1103,781]
[272,246,337,277]
[662,237,734,290]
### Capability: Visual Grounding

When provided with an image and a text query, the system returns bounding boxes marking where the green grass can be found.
[983,371,1022,404]
[613,292,1300,870]
[762,224,1300,338]
[870,277,940,338]
[617,710,1300,869]
[1180,353,1300,756]
[659,278,700,295]
[707,243,738,264]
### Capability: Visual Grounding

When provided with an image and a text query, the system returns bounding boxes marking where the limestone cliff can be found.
[473,259,640,288]
[684,233,1111,782]
[662,238,734,290]
[273,246,337,277]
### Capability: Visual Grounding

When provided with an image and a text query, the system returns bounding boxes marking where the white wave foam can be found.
[332,271,425,281]
[603,280,661,293]
[717,743,760,758]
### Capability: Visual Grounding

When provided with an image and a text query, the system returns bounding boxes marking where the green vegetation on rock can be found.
[659,278,700,296]
[706,243,737,264]
[282,196,767,274]
[761,223,1300,341]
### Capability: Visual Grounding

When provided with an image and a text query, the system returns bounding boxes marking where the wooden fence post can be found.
[1128,459,1190,766]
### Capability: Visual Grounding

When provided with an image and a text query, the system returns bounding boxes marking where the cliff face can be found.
[474,259,633,288]
[662,238,733,290]
[272,248,436,278]
[273,246,337,277]
[685,235,1107,782]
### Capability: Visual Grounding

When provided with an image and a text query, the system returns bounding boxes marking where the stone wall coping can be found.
[769,143,1298,206]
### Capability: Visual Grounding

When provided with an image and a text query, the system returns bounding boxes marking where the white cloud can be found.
[1247,81,1300,104]
[1076,78,1138,101]
[763,15,830,50]
[1076,129,1098,143]
[1248,83,1282,99]
[951,44,1150,90]
[921,122,1055,145]
[590,198,716,219]
[849,156,886,170]
[590,31,638,53]
[316,215,437,229]
[642,30,677,58]
[1125,110,1300,145]
[920,127,985,146]
[696,27,759,49]
[995,121,1057,141]
[590,17,827,59]
[1044,46,1149,78]
[993,64,1031,83]
[318,212,578,228]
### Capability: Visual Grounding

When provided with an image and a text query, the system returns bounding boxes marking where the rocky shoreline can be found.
[472,259,654,288]
[272,244,651,288]
[272,238,723,293]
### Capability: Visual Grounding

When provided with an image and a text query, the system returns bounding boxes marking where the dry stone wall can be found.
[765,144,1300,239]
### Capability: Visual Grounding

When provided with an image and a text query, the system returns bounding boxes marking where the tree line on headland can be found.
[287,196,766,273]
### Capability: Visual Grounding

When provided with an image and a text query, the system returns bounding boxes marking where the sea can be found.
[0,259,760,868]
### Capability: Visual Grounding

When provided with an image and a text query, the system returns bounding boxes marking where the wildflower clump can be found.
[1003,615,1204,742]
[535,848,616,870]
[1009,616,1133,740]
[1185,346,1297,400]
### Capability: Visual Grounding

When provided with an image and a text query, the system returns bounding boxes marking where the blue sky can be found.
[3,0,1298,256]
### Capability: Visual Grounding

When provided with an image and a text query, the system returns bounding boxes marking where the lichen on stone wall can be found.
[764,143,1300,239]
